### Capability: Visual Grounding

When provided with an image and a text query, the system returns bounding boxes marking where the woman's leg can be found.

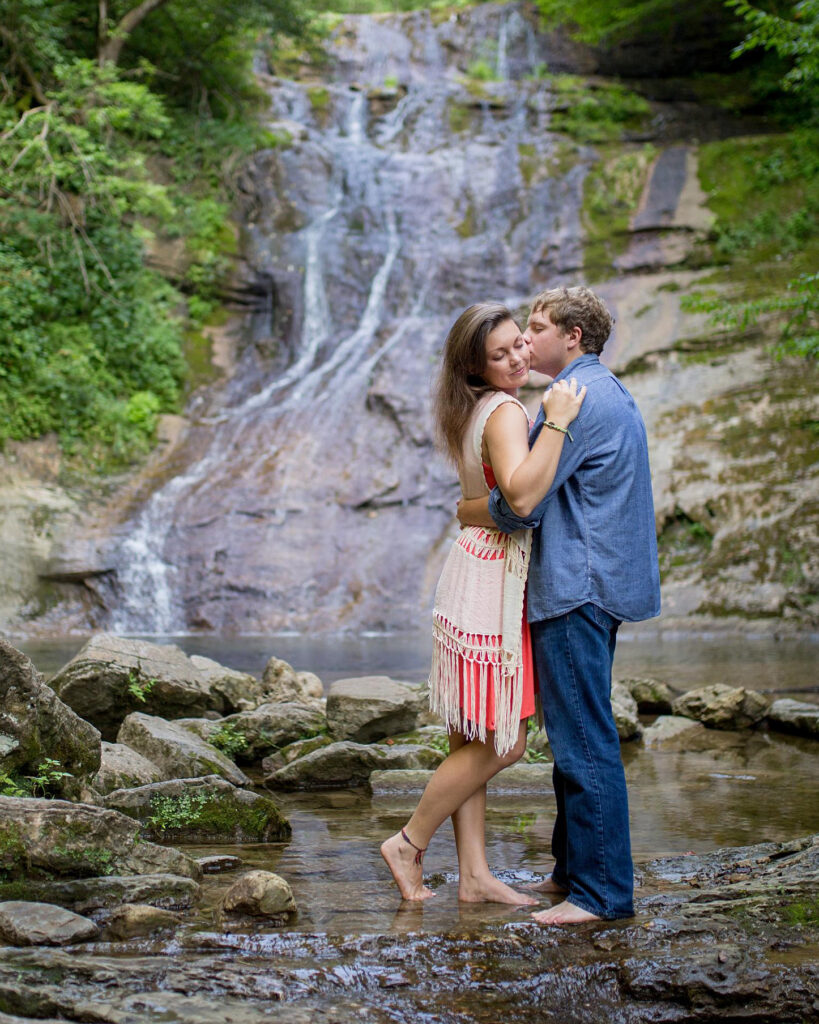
[450,730,536,904]
[380,720,531,901]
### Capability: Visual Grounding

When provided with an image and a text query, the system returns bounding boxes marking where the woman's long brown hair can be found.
[433,303,516,466]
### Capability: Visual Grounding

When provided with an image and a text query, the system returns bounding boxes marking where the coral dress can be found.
[429,392,536,756]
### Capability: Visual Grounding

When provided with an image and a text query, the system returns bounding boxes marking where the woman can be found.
[381,302,585,903]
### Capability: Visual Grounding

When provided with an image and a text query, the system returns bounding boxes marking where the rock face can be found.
[0,640,101,798]
[92,741,165,795]
[265,741,444,790]
[0,796,200,881]
[326,677,424,743]
[50,634,240,740]
[672,684,770,730]
[767,698,819,738]
[611,682,642,740]
[103,776,291,843]
[116,712,250,786]
[0,901,99,946]
[179,702,327,763]
[221,871,296,917]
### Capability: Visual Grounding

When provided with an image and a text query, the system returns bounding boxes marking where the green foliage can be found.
[148,790,208,832]
[466,59,499,82]
[127,671,157,703]
[209,722,249,759]
[0,757,72,797]
[549,77,651,143]
[729,0,819,101]
[534,0,723,44]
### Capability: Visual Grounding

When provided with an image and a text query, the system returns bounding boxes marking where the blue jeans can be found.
[530,603,634,919]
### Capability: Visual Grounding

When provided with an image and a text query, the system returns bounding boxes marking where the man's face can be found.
[523,308,573,378]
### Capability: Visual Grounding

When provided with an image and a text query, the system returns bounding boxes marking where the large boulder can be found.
[0,874,200,912]
[261,735,334,774]
[326,676,425,743]
[611,682,642,741]
[767,698,819,739]
[265,740,443,790]
[0,640,101,798]
[91,742,165,795]
[0,796,200,882]
[188,655,264,712]
[672,684,770,730]
[101,904,180,941]
[0,901,99,946]
[221,870,296,917]
[262,656,324,704]
[49,634,252,740]
[641,715,709,749]
[116,713,250,786]
[103,776,291,843]
[619,676,675,715]
[178,702,326,764]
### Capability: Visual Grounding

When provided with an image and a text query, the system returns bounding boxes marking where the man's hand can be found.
[456,496,495,529]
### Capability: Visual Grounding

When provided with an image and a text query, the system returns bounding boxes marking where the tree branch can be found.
[97,0,174,66]
[0,25,48,105]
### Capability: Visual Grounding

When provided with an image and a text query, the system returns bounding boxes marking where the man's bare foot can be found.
[459,873,538,905]
[531,900,600,925]
[380,831,435,901]
[527,873,569,895]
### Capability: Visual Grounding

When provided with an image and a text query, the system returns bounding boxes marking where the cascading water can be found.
[100,2,598,635]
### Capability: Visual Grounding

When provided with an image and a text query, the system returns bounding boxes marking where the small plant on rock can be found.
[127,670,157,704]
[209,722,249,759]
[148,791,208,832]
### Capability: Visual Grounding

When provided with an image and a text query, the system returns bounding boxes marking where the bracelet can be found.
[544,420,573,442]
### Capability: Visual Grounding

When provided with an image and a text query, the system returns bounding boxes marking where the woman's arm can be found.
[482,380,585,518]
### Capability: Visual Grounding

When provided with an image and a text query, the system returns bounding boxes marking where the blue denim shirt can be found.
[488,353,661,623]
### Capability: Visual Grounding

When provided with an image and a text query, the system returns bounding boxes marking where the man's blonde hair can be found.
[531,286,614,355]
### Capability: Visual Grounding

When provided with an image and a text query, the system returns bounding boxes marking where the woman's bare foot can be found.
[531,900,600,925]
[527,873,569,894]
[380,831,435,901]
[459,873,538,905]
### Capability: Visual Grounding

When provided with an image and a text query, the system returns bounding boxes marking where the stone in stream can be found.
[611,681,642,740]
[0,640,101,799]
[0,796,200,882]
[221,870,296,917]
[370,763,554,796]
[178,701,327,764]
[767,698,819,739]
[101,903,180,941]
[641,714,709,749]
[619,676,675,714]
[0,901,98,946]
[261,734,333,774]
[261,656,324,705]
[672,683,770,730]
[49,634,260,740]
[265,741,444,790]
[91,741,166,795]
[0,874,200,912]
[103,775,291,843]
[197,855,243,875]
[116,712,250,786]
[325,676,426,743]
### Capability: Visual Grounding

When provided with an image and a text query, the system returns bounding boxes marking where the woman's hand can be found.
[542,377,587,428]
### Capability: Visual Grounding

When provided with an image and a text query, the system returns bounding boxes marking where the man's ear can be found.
[567,325,583,351]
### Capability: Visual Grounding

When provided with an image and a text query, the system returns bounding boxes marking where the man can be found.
[457,286,661,924]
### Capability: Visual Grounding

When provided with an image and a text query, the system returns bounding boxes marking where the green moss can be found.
[784,897,819,927]
[307,86,331,111]
[448,101,474,134]
[518,143,537,186]
[146,789,290,841]
[550,76,651,143]
[456,202,479,239]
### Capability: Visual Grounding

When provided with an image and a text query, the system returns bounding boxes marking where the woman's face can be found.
[481,318,529,393]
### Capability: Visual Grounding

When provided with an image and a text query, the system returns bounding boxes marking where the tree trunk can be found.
[0,25,48,104]
[97,0,173,66]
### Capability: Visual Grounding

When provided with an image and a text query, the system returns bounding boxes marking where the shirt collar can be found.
[553,352,599,383]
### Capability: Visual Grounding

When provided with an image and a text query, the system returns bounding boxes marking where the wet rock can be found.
[326,676,425,743]
[49,634,232,740]
[641,714,709,749]
[116,712,250,786]
[222,870,296,917]
[619,676,675,714]
[188,654,265,712]
[672,684,770,730]
[179,701,327,763]
[767,698,819,739]
[370,763,553,796]
[611,682,642,741]
[261,734,333,774]
[0,640,101,798]
[197,855,243,874]
[91,741,165,795]
[265,741,444,790]
[262,656,324,704]
[0,796,200,882]
[0,901,98,946]
[101,903,180,941]
[0,873,200,912]
[103,775,291,843]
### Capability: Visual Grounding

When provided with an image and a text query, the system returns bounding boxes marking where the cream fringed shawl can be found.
[429,391,532,757]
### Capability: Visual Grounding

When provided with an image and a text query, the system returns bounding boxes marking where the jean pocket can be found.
[592,604,619,630]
